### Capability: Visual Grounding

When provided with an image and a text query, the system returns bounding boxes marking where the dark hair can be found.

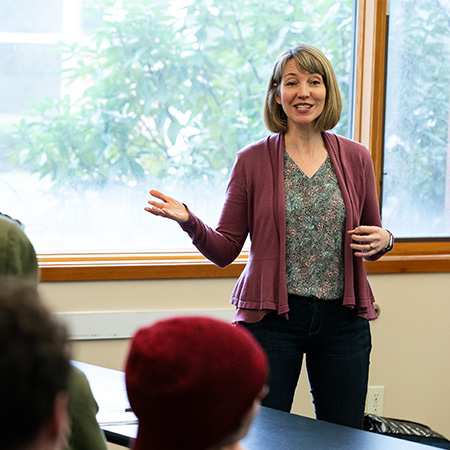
[263,43,342,133]
[0,279,70,449]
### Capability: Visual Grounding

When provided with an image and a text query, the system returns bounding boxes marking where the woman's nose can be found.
[297,82,310,98]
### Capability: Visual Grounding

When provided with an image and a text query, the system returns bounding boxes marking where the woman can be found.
[145,44,394,429]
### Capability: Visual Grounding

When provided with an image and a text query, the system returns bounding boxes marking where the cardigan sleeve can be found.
[358,148,392,261]
[179,152,250,268]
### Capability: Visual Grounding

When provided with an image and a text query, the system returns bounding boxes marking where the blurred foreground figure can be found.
[0,212,108,450]
[0,279,70,450]
[125,316,268,450]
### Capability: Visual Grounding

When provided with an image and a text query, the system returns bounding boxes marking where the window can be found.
[381,0,450,239]
[355,0,450,274]
[1,0,359,280]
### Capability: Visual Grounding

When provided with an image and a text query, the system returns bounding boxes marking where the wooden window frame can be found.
[353,0,450,275]
[39,0,450,282]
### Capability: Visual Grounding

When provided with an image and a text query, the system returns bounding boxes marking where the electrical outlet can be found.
[366,386,384,415]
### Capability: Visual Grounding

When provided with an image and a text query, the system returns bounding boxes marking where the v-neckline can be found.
[286,151,329,180]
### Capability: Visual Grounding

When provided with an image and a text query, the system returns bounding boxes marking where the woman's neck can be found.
[284,131,325,158]
[284,126,324,157]
[284,128,327,178]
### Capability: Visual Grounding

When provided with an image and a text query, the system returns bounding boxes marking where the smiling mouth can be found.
[295,104,312,110]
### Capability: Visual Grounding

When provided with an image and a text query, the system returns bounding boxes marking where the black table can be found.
[73,361,436,449]
[242,407,439,449]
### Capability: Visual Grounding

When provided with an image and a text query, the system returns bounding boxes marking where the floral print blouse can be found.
[284,152,346,300]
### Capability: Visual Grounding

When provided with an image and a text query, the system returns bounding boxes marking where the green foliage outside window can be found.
[382,0,450,237]
[9,0,354,191]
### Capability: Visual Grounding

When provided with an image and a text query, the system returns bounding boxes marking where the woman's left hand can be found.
[348,226,391,257]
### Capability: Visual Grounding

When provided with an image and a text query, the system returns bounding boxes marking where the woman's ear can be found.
[273,83,281,105]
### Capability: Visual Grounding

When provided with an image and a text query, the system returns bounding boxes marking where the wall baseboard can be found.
[55,309,236,340]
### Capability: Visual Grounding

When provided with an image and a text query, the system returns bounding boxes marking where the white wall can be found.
[39,273,450,440]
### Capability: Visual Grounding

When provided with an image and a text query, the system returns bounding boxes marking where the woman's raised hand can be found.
[144,189,189,223]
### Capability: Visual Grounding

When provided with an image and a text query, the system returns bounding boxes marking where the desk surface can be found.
[73,361,436,450]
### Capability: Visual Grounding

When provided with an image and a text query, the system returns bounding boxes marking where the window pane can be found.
[382,0,450,238]
[1,0,356,252]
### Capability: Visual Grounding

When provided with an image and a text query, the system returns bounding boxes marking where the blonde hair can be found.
[263,43,342,133]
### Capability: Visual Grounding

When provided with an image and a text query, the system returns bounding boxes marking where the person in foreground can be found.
[125,316,268,450]
[0,279,70,450]
[144,43,394,429]
[0,212,108,450]
[0,212,40,285]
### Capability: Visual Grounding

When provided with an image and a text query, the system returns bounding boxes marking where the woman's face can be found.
[275,59,326,131]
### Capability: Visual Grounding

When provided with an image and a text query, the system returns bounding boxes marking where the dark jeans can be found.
[239,295,371,429]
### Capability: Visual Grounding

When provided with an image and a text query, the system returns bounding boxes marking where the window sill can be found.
[38,247,450,282]
[365,254,450,273]
[364,241,450,274]
[38,251,248,281]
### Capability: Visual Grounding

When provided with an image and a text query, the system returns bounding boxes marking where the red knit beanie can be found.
[125,316,268,450]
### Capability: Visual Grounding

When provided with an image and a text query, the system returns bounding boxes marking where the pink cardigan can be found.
[180,132,386,320]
